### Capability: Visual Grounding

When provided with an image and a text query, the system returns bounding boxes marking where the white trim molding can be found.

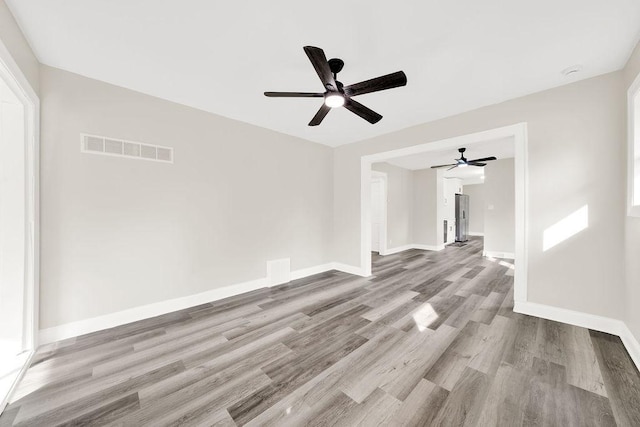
[413,244,446,252]
[332,262,368,277]
[515,301,640,371]
[0,29,40,409]
[39,277,267,344]
[38,261,368,344]
[382,243,445,255]
[627,70,640,217]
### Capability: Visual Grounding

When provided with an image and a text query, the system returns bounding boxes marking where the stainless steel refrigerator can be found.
[455,194,469,242]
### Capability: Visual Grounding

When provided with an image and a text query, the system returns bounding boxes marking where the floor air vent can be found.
[81,133,173,164]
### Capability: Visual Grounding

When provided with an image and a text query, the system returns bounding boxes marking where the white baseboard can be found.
[618,325,640,374]
[514,301,640,371]
[483,250,515,259]
[413,244,446,252]
[332,262,368,277]
[468,232,485,237]
[39,276,268,344]
[38,261,366,345]
[289,263,335,281]
[382,244,414,255]
[383,244,445,255]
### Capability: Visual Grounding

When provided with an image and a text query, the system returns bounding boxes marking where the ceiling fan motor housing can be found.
[328,58,344,74]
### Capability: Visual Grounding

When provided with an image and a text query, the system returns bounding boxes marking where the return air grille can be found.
[80,133,173,164]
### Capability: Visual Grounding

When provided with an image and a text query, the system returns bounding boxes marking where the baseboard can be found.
[618,325,640,374]
[382,244,414,255]
[331,262,368,277]
[514,301,640,371]
[39,276,269,344]
[483,250,515,259]
[413,244,446,252]
[468,232,485,237]
[290,263,336,281]
[383,244,445,255]
[38,261,367,345]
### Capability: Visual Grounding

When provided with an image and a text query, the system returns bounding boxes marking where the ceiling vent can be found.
[80,133,173,164]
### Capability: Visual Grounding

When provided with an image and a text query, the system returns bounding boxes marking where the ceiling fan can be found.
[264,46,407,126]
[431,148,497,170]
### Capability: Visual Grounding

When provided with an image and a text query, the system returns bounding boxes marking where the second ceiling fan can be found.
[431,148,497,171]
[264,46,407,126]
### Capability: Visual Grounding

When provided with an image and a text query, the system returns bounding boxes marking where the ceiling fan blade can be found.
[468,162,487,167]
[344,98,382,124]
[303,46,337,91]
[264,92,324,98]
[447,165,458,171]
[468,156,497,163]
[431,163,458,169]
[308,104,331,126]
[344,71,407,97]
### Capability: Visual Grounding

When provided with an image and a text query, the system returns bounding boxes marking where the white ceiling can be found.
[7,1,640,147]
[444,167,485,183]
[385,137,514,171]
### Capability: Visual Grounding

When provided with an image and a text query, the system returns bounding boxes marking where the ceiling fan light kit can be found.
[264,46,407,126]
[324,94,345,108]
[431,148,498,171]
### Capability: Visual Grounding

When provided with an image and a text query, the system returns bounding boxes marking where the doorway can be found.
[359,123,528,304]
[0,40,39,411]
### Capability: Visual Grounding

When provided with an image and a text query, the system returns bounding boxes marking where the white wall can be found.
[483,159,515,255]
[464,183,485,235]
[334,71,625,320]
[39,66,334,329]
[371,162,413,250]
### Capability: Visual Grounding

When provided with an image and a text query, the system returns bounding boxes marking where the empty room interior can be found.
[1,1,640,425]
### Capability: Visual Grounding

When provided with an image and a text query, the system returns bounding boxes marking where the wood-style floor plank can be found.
[1,237,639,426]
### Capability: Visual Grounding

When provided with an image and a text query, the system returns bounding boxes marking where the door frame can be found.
[360,123,528,304]
[370,171,388,255]
[0,37,40,409]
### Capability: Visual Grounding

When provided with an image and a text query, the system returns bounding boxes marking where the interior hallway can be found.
[1,238,639,426]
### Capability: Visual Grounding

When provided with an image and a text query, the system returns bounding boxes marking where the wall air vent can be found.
[80,133,173,164]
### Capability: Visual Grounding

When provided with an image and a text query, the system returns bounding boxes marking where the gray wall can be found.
[464,183,485,235]
[483,159,515,255]
[39,66,334,328]
[625,40,640,346]
[334,71,625,320]
[412,168,440,247]
[372,162,413,249]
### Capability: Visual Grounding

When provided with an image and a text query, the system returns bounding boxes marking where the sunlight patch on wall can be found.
[412,303,439,332]
[543,205,588,251]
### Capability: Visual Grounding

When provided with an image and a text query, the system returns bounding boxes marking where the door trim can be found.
[360,123,528,304]
[0,36,40,411]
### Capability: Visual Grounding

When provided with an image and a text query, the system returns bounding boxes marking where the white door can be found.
[371,179,384,252]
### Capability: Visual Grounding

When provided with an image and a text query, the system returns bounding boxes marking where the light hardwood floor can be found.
[1,237,640,426]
